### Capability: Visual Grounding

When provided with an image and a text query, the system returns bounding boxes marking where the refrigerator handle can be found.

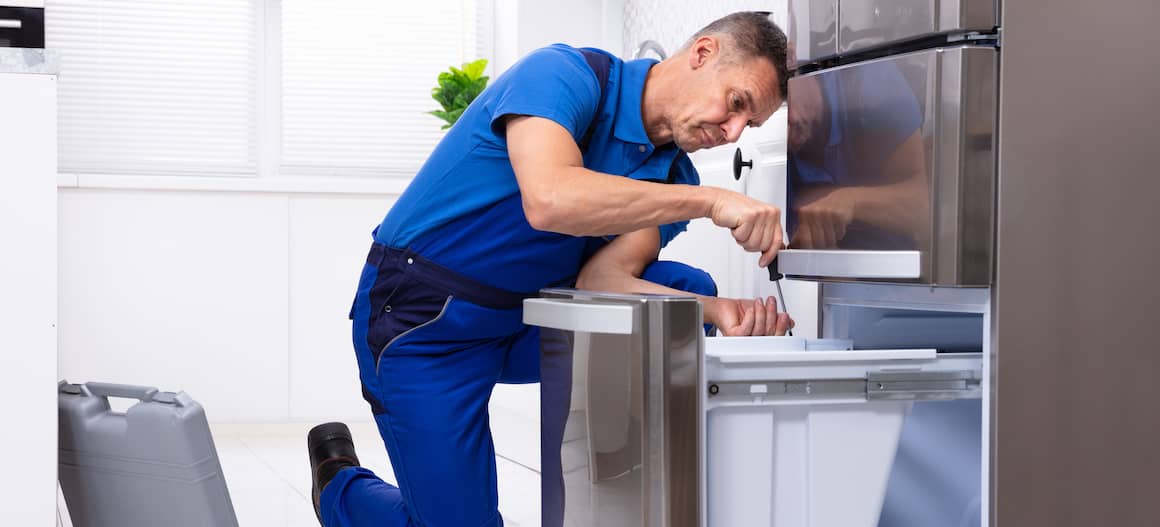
[522,298,640,335]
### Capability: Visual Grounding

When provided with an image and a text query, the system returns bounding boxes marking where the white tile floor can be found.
[58,408,542,526]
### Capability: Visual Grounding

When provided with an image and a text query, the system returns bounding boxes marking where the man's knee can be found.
[641,260,717,297]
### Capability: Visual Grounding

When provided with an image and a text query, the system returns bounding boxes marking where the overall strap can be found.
[577,48,612,151]
[579,48,681,185]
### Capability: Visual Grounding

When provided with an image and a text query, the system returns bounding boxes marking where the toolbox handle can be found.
[61,381,189,407]
[83,382,160,402]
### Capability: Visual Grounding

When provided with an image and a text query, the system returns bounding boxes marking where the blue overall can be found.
[319,44,715,527]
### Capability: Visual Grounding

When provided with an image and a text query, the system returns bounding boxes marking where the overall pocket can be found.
[366,270,452,370]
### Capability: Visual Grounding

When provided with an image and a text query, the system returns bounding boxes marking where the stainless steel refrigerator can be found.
[787,0,1160,524]
[523,1,1160,525]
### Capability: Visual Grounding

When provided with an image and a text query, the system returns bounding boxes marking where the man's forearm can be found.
[523,166,719,236]
[576,264,721,325]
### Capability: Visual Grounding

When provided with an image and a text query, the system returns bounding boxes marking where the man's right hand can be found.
[708,188,784,267]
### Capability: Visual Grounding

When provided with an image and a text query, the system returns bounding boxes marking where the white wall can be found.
[622,0,788,58]
[57,188,394,422]
[494,0,623,72]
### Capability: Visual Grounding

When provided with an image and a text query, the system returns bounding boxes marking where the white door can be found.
[0,71,58,527]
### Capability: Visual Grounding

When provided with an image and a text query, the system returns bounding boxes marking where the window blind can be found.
[47,0,260,176]
[280,0,485,178]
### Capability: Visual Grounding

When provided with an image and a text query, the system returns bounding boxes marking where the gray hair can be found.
[683,11,789,99]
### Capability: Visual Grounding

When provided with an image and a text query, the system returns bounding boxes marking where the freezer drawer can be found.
[785,45,997,285]
[525,291,983,527]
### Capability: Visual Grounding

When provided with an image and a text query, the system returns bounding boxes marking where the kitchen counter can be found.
[0,48,58,74]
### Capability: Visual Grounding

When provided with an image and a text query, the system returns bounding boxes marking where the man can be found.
[307,12,792,527]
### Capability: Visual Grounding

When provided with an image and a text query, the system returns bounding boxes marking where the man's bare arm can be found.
[576,228,791,336]
[506,115,785,266]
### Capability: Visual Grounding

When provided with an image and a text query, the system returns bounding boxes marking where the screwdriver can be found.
[767,256,793,336]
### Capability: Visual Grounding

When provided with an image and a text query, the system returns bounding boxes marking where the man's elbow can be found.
[523,201,554,232]
[576,262,613,291]
[523,192,581,235]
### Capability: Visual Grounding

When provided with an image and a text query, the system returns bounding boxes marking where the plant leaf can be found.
[462,58,488,79]
[429,59,490,128]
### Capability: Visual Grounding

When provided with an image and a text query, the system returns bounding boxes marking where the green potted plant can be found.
[429,58,489,129]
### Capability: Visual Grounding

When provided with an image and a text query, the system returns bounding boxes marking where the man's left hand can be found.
[706,296,794,336]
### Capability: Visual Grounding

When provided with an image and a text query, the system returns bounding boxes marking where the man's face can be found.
[787,74,825,153]
[671,54,783,153]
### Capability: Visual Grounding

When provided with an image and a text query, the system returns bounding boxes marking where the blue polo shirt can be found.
[373,44,700,293]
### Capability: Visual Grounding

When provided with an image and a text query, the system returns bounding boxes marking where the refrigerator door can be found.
[785,45,996,285]
[839,0,997,56]
[526,289,702,527]
[787,0,839,67]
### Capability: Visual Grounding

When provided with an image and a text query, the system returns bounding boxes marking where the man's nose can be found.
[722,115,746,143]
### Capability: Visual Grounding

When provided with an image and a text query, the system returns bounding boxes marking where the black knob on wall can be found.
[733,148,752,181]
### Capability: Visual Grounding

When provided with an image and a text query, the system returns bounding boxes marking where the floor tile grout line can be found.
[235,432,314,505]
[495,452,541,475]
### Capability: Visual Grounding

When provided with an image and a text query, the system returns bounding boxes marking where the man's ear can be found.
[687,35,720,70]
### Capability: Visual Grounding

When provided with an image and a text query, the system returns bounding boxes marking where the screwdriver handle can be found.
[767,256,792,336]
[767,256,783,282]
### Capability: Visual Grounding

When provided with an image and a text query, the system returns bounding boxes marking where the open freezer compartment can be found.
[828,283,990,527]
[523,285,990,527]
[702,336,982,527]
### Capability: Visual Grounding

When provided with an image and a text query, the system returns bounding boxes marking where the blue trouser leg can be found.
[325,247,715,527]
[327,293,525,526]
[640,260,718,298]
[641,259,719,334]
[537,327,571,527]
[320,467,410,525]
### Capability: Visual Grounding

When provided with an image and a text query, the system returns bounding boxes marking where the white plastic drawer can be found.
[702,336,981,527]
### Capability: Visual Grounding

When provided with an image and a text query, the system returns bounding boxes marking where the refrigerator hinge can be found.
[708,370,980,401]
[946,30,1001,47]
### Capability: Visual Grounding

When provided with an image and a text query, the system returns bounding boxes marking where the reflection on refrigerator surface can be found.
[788,55,930,250]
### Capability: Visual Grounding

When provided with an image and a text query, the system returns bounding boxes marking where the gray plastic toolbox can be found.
[58,381,239,527]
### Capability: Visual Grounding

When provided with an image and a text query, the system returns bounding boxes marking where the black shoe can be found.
[308,422,361,525]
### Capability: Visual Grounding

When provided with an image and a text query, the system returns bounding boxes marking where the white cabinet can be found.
[0,69,58,526]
